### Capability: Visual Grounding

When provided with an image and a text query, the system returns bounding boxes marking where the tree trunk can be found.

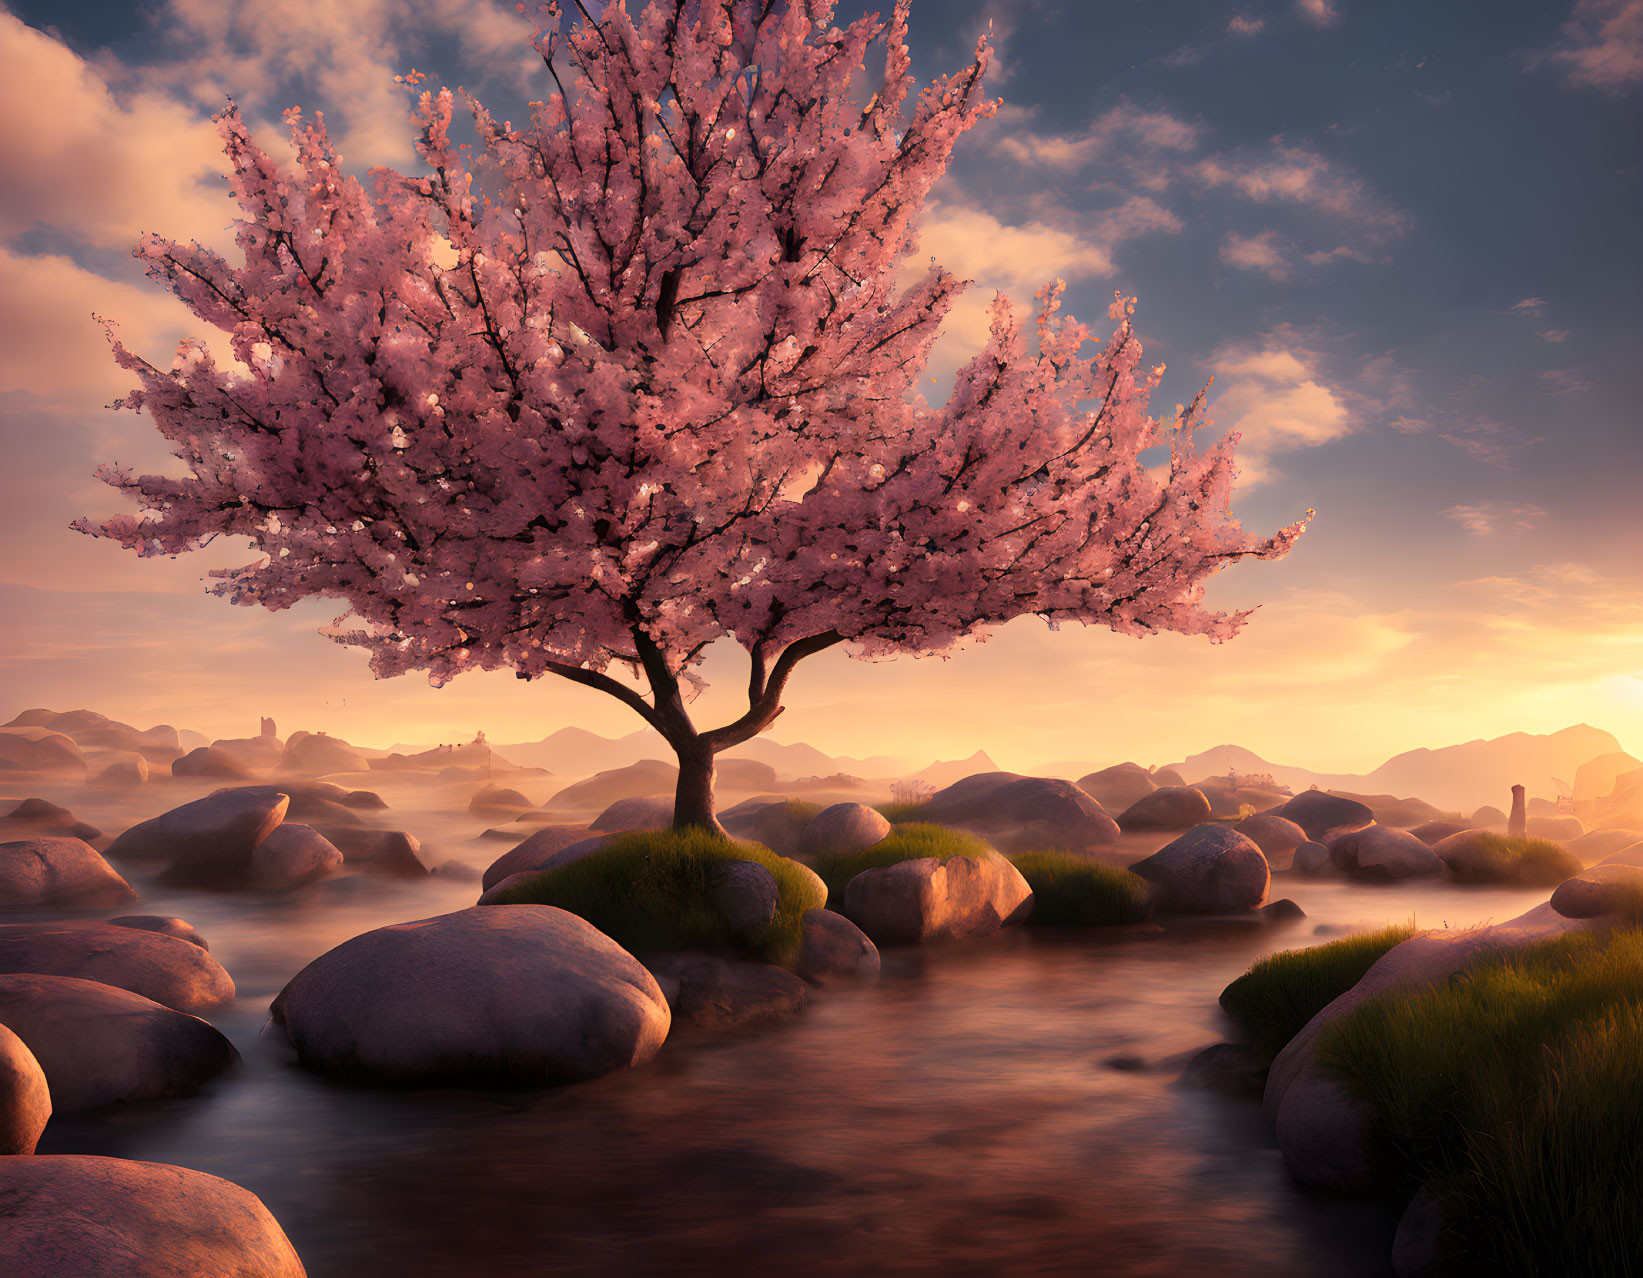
[672,739,726,837]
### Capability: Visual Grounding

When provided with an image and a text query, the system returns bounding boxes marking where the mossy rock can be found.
[1008,851,1152,926]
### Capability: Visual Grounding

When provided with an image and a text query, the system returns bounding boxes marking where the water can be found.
[13,777,1554,1276]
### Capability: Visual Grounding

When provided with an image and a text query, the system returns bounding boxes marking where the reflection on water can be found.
[17,776,1554,1276]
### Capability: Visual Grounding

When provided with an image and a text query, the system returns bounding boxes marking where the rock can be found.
[248,824,344,890]
[1233,814,1308,870]
[0,1021,49,1154]
[590,794,674,832]
[0,922,234,1012]
[106,916,209,949]
[1409,820,1472,846]
[1328,825,1444,882]
[840,848,1032,946]
[209,733,284,771]
[430,860,481,882]
[480,827,601,892]
[1151,768,1187,788]
[1550,864,1643,919]
[1598,843,1643,869]
[1470,804,1508,827]
[1527,814,1584,841]
[7,799,70,822]
[280,730,371,775]
[93,756,150,787]
[314,827,428,878]
[709,860,779,940]
[797,803,891,860]
[343,789,389,810]
[1569,828,1643,863]
[1177,1042,1270,1098]
[468,785,534,815]
[0,800,100,844]
[646,952,809,1029]
[1392,1186,1448,1278]
[1264,901,1603,1192]
[1277,790,1374,842]
[925,773,1120,852]
[270,905,670,1085]
[720,798,811,856]
[1130,825,1269,913]
[3,709,56,729]
[0,974,237,1111]
[1291,841,1333,876]
[1075,763,1157,813]
[0,1155,305,1276]
[104,789,288,868]
[171,746,255,779]
[0,839,136,909]
[0,729,86,775]
[794,909,880,985]
[1260,898,1307,924]
[1118,786,1214,832]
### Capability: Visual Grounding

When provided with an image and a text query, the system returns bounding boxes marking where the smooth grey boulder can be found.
[468,785,534,815]
[1550,864,1643,918]
[720,797,811,856]
[313,826,428,878]
[925,773,1120,852]
[248,823,343,890]
[0,838,136,909]
[1329,825,1445,882]
[0,729,86,775]
[841,848,1032,946]
[1118,786,1214,832]
[794,908,881,985]
[1233,814,1308,870]
[1470,804,1508,828]
[0,973,237,1112]
[107,916,209,949]
[590,795,674,832]
[104,789,288,868]
[1291,841,1333,876]
[94,756,150,787]
[709,859,779,940]
[0,1021,49,1154]
[171,746,255,779]
[1130,825,1269,914]
[280,730,371,775]
[1278,790,1374,842]
[1409,820,1472,847]
[0,922,234,1013]
[646,952,808,1029]
[797,803,891,860]
[270,905,670,1085]
[0,1156,306,1277]
[480,831,612,897]
[1075,763,1158,814]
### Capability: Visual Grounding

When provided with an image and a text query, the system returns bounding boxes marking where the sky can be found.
[0,0,1639,774]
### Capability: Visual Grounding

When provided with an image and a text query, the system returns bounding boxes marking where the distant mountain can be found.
[719,736,912,780]
[908,751,999,790]
[492,727,923,782]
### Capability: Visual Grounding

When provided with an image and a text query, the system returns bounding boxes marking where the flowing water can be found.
[14,776,1554,1276]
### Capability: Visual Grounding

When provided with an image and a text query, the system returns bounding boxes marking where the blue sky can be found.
[0,0,1638,772]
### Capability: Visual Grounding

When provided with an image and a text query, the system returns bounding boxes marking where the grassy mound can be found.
[1442,832,1581,886]
[1318,927,1643,1276]
[1008,851,1152,926]
[1219,924,1415,1053]
[812,822,992,897]
[482,827,826,965]
[874,800,934,825]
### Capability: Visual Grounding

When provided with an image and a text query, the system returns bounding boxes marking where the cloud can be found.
[1509,297,1547,315]
[1295,0,1343,28]
[1219,230,1293,279]
[1536,329,1572,342]
[1543,0,1643,92]
[1437,419,1544,467]
[1207,337,1353,485]
[1444,503,1546,536]
[1540,368,1594,393]
[1192,140,1408,238]
[1228,15,1266,37]
[991,102,1203,171]
[917,203,1116,293]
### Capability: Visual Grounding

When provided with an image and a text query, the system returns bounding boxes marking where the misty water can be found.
[18,774,1555,1276]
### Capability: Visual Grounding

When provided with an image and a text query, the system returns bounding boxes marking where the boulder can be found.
[1130,825,1269,913]
[430,860,481,882]
[0,1156,305,1277]
[1549,864,1643,919]
[1291,841,1333,876]
[1117,786,1213,832]
[313,827,428,878]
[1232,814,1308,870]
[270,905,670,1085]
[590,794,674,832]
[171,746,255,779]
[1151,767,1187,788]
[925,773,1120,852]
[1260,898,1307,924]
[343,789,389,810]
[1075,763,1157,813]
[1409,820,1471,846]
[646,952,809,1029]
[720,798,811,856]
[840,848,1032,946]
[0,799,101,843]
[468,785,534,816]
[1392,1186,1447,1278]
[1264,902,1602,1192]
[794,909,881,985]
[104,789,288,868]
[1328,825,1444,882]
[209,734,284,771]
[106,916,209,950]
[709,860,779,940]
[1527,814,1584,841]
[280,730,372,775]
[248,824,344,890]
[1569,828,1643,863]
[0,974,237,1111]
[2,709,55,728]
[797,803,892,860]
[480,826,600,892]
[93,756,149,787]
[0,922,234,1012]
[1177,1042,1271,1098]
[0,1021,49,1154]
[0,839,136,909]
[1277,791,1374,842]
[0,729,86,775]
[1470,804,1508,828]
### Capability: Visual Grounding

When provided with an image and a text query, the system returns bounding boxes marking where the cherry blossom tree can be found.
[76,0,1309,833]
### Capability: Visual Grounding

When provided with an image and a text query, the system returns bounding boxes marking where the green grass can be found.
[1442,833,1582,886]
[812,822,992,897]
[482,827,826,965]
[1317,927,1643,1276]
[874,800,934,824]
[1219,924,1415,1053]
[1008,851,1152,926]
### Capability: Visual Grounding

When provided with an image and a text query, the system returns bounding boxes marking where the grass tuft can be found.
[483,827,825,965]
[1008,851,1152,926]
[1442,832,1581,886]
[1317,926,1643,1276]
[1219,924,1415,1053]
[874,800,934,824]
[811,822,992,897]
